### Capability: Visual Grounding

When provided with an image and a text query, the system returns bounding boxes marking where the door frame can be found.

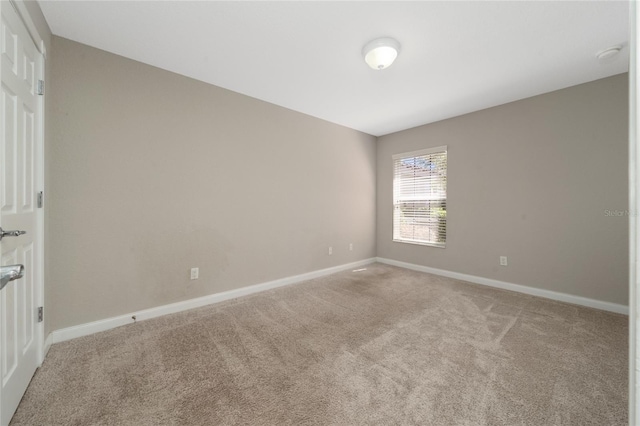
[630,0,638,424]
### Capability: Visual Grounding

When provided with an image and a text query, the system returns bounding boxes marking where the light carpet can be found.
[10,263,628,425]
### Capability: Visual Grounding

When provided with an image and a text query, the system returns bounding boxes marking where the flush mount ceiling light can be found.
[362,37,400,70]
[596,45,622,62]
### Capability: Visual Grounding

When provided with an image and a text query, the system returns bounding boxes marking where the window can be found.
[393,146,447,247]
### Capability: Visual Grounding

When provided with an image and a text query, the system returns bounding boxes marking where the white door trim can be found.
[8,1,45,57]
[35,28,45,366]
[630,0,638,424]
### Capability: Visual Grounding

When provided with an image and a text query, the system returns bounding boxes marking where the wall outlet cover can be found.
[190,267,199,280]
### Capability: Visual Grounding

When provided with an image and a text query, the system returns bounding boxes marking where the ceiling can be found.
[38,1,630,137]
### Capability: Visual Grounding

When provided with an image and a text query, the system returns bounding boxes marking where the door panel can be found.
[1,84,17,215]
[0,2,42,425]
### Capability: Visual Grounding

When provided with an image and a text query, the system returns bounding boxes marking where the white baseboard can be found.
[376,257,629,315]
[51,256,625,344]
[42,333,53,361]
[51,258,377,344]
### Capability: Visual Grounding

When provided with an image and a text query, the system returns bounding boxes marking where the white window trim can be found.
[392,146,447,160]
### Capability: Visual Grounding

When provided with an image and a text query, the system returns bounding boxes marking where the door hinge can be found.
[38,306,43,323]
[37,191,43,208]
[37,80,44,96]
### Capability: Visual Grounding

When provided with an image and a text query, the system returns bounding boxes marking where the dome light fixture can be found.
[596,45,622,62]
[362,37,400,70]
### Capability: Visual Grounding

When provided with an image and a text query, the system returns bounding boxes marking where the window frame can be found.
[392,146,448,248]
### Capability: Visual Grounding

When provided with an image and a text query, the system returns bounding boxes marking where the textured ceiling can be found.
[39,1,630,136]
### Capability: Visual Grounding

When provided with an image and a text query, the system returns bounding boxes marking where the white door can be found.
[0,2,43,425]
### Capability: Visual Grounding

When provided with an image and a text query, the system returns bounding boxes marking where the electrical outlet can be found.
[328,246,333,255]
[499,256,508,266]
[349,243,353,251]
[190,267,199,280]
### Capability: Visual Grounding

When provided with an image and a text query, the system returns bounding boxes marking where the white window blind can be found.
[392,146,447,247]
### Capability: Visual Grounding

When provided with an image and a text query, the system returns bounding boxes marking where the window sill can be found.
[392,239,446,249]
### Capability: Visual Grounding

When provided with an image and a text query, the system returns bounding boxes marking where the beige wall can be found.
[377,74,629,305]
[46,34,629,330]
[49,37,377,330]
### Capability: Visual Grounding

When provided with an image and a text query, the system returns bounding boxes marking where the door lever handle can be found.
[0,227,26,241]
[0,265,24,290]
